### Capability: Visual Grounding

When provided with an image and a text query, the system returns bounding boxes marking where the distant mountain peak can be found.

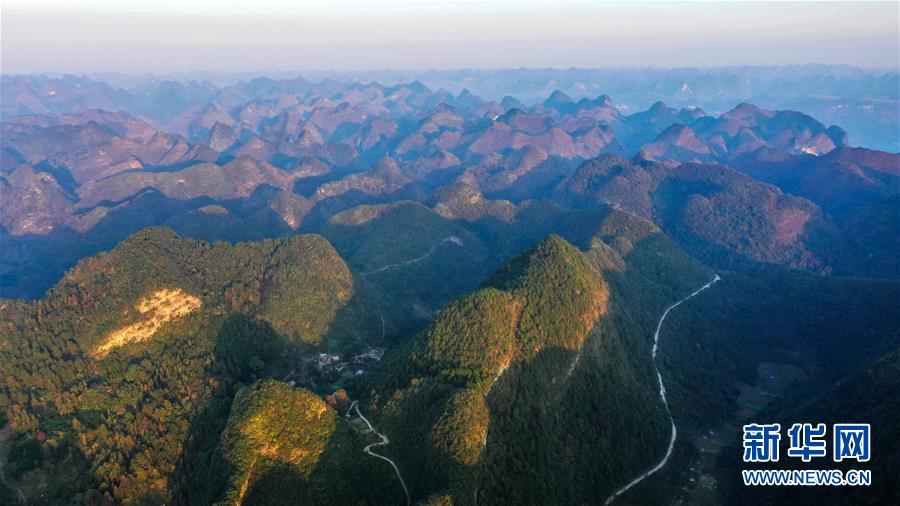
[501,95,526,110]
[725,102,770,120]
[648,100,669,112]
[543,89,575,109]
[408,80,431,93]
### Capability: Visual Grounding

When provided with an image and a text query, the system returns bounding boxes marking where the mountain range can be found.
[0,72,898,505]
[3,75,897,299]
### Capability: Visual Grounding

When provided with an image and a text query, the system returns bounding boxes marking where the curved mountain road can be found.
[347,400,411,505]
[361,236,463,275]
[604,274,720,505]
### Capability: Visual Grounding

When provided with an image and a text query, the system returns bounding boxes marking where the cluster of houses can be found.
[315,347,385,379]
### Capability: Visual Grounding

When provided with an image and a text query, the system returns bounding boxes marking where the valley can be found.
[682,361,806,505]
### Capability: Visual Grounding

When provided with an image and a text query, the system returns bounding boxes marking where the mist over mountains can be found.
[2,69,897,299]
[8,65,895,150]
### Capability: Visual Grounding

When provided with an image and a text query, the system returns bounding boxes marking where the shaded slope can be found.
[357,217,716,504]
[555,154,847,275]
[210,380,400,505]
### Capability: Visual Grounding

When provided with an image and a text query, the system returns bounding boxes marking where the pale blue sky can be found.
[2,1,898,73]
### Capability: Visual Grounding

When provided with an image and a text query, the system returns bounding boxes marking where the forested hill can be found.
[355,212,716,504]
[5,227,371,350]
[0,228,381,503]
[0,205,707,504]
[207,380,401,505]
[1,204,897,505]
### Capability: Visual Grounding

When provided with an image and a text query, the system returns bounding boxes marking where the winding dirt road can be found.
[362,236,463,275]
[604,274,720,505]
[347,400,411,505]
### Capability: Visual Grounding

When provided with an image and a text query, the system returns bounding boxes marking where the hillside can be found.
[0,229,378,503]
[698,345,899,506]
[356,216,717,504]
[358,235,607,502]
[208,380,400,505]
[552,154,895,277]
[1,202,897,504]
[322,201,496,338]
[614,268,900,504]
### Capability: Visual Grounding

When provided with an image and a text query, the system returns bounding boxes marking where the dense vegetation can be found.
[614,267,900,504]
[554,155,861,276]
[354,210,724,504]
[357,234,606,503]
[0,228,379,503]
[322,201,497,339]
[693,346,900,506]
[209,380,400,505]
[1,194,897,505]
[1,71,898,506]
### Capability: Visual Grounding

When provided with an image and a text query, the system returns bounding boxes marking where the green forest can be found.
[1,206,897,505]
[0,228,380,503]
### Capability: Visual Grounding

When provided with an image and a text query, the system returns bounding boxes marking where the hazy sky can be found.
[2,1,898,73]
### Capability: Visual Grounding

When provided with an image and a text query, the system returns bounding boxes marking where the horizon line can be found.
[5,63,900,78]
